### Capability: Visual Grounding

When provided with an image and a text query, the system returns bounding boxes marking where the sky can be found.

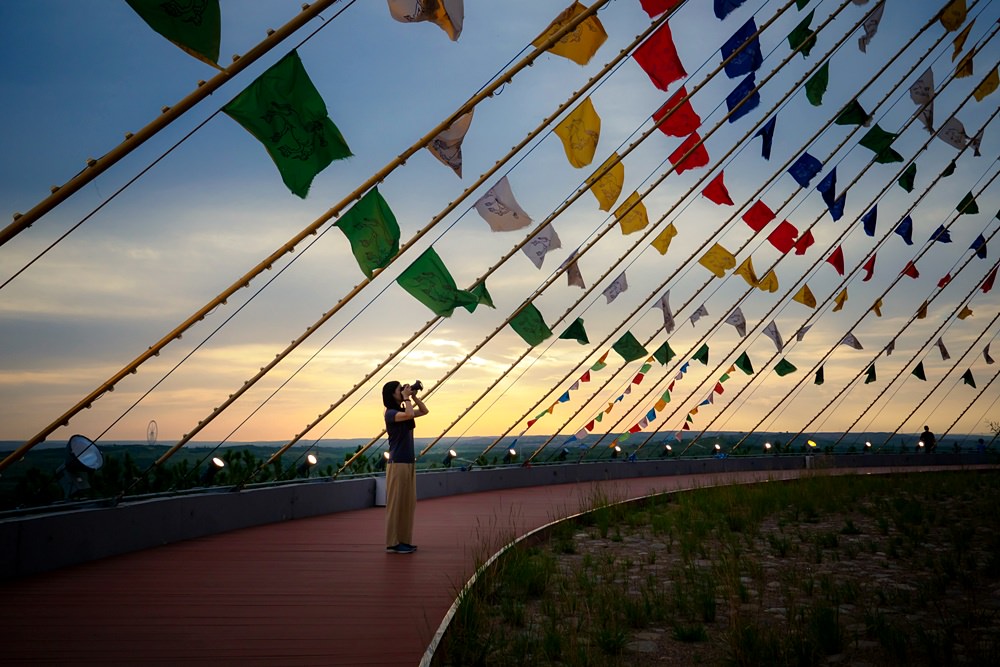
[0,0,998,457]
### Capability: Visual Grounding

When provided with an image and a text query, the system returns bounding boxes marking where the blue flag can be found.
[722,18,763,78]
[816,168,846,221]
[755,115,776,160]
[862,205,877,236]
[788,152,822,187]
[930,225,952,243]
[715,0,750,20]
[895,216,914,245]
[726,73,760,123]
[971,234,987,258]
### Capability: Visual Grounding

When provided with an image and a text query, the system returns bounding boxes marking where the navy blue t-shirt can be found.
[385,409,415,463]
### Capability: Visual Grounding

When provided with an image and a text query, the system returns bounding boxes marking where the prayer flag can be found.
[957,192,979,215]
[895,215,913,245]
[721,18,763,78]
[615,192,650,234]
[396,248,479,317]
[864,364,876,384]
[871,298,883,317]
[560,318,589,345]
[955,52,974,79]
[827,245,845,275]
[787,10,817,58]
[916,300,928,319]
[862,254,876,281]
[509,304,553,346]
[726,73,760,123]
[668,133,710,174]
[974,67,999,101]
[793,229,814,255]
[603,272,629,303]
[912,362,926,381]
[962,369,976,388]
[587,153,625,211]
[335,188,400,278]
[640,0,683,18]
[592,351,609,371]
[833,288,848,312]
[971,234,987,259]
[690,303,709,326]
[859,124,900,162]
[841,332,863,350]
[940,0,967,32]
[943,161,956,177]
[930,225,952,243]
[725,307,747,337]
[796,325,812,341]
[743,200,776,231]
[224,51,352,199]
[762,320,784,351]
[699,243,737,277]
[427,110,473,177]
[126,0,220,65]
[936,116,971,150]
[757,268,779,293]
[554,97,601,168]
[805,61,830,106]
[735,256,759,287]
[958,306,973,320]
[532,1,607,65]
[788,152,822,187]
[983,266,998,293]
[651,223,679,255]
[767,221,798,253]
[898,163,916,192]
[937,337,950,360]
[952,19,975,60]
[702,171,734,205]
[816,168,845,220]
[901,261,919,279]
[793,284,816,308]
[522,224,562,269]
[388,0,464,40]
[755,115,777,159]
[715,0,750,20]
[654,290,675,333]
[692,344,710,365]
[985,344,995,364]
[474,176,532,231]
[862,205,877,236]
[775,359,797,377]
[815,366,825,385]
[735,351,754,375]
[613,332,649,362]
[653,341,676,365]
[836,99,869,126]
[858,1,885,52]
[634,21,687,90]
[565,256,586,289]
[653,86,702,137]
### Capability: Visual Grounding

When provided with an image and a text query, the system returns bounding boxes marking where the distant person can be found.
[978,438,987,453]
[382,380,428,555]
[921,425,936,453]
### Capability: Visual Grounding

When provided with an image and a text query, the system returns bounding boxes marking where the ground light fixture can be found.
[918,441,925,450]
[611,445,622,459]
[297,453,318,477]
[713,443,722,452]
[807,440,818,448]
[503,448,517,464]
[443,449,458,468]
[201,456,226,485]
[660,444,672,457]
[376,451,390,471]
[764,442,772,452]
[865,441,872,450]
[557,447,569,461]
[56,434,104,498]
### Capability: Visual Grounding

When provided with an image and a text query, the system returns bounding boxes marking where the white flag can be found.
[937,337,951,360]
[569,381,580,391]
[971,126,984,157]
[985,343,995,364]
[575,428,589,440]
[522,224,561,269]
[725,307,747,337]
[886,338,896,356]
[566,260,586,289]
[654,290,675,333]
[638,417,649,429]
[762,320,783,351]
[909,67,934,132]
[796,324,812,342]
[426,110,473,177]
[387,0,464,40]
[602,272,629,303]
[840,332,864,350]
[690,303,709,326]
[474,176,532,232]
[858,1,885,52]
[936,116,971,150]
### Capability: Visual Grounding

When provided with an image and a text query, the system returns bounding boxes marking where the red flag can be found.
[668,132,709,173]
[793,229,814,255]
[580,370,591,382]
[640,0,683,18]
[702,171,734,205]
[714,382,724,394]
[527,419,537,427]
[668,381,675,391]
[682,422,691,430]
[742,200,775,232]
[862,254,876,281]
[633,21,687,91]
[633,373,644,384]
[826,245,845,275]
[767,221,798,253]
[629,424,642,434]
[653,86,701,137]
[983,266,998,293]
[901,261,919,279]
[585,420,595,432]
[938,273,952,288]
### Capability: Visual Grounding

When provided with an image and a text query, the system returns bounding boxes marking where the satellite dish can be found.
[147,420,158,446]
[67,434,103,472]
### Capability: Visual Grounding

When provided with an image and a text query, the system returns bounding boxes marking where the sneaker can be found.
[400,543,418,551]
[388,544,416,554]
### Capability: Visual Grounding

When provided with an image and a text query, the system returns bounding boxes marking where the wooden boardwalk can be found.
[0,466,962,665]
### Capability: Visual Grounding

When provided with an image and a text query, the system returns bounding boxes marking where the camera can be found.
[410,380,423,393]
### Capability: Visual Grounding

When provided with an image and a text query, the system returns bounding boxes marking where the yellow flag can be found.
[757,269,778,293]
[690,406,699,416]
[651,223,678,254]
[615,191,649,235]
[916,300,928,319]
[554,97,601,168]
[698,243,736,278]
[952,19,975,60]
[833,288,848,312]
[956,52,974,79]
[532,1,608,66]
[958,305,974,319]
[587,153,624,211]
[871,298,883,317]
[974,67,999,101]
[734,256,758,288]
[654,398,667,411]
[793,284,816,308]
[940,0,967,32]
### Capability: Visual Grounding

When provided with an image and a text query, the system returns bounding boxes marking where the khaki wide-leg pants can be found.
[385,462,416,547]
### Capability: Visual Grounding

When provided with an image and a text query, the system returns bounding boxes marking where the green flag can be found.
[787,10,817,58]
[692,344,709,365]
[335,188,400,278]
[559,318,589,345]
[735,351,754,375]
[898,164,916,192]
[864,364,876,384]
[835,99,869,126]
[912,362,926,381]
[775,358,797,377]
[653,341,676,365]
[126,0,220,65]
[957,192,980,215]
[612,332,648,362]
[805,61,829,106]
[942,161,956,177]
[397,248,479,317]
[796,0,811,8]
[224,51,353,198]
[509,304,553,346]
[859,124,901,164]
[962,369,977,388]
[464,282,495,313]
[815,366,825,385]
